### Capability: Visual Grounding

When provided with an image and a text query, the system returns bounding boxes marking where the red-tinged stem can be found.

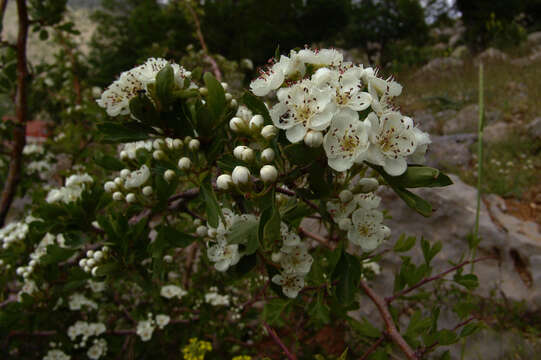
[262,321,297,360]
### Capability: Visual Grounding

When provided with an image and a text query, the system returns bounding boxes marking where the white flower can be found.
[136,320,155,342]
[43,349,71,360]
[313,66,371,111]
[260,165,278,183]
[160,285,187,299]
[124,165,151,189]
[216,174,233,190]
[279,244,313,275]
[347,208,390,251]
[323,109,370,172]
[298,48,343,67]
[272,273,305,298]
[363,67,402,98]
[409,127,431,163]
[356,177,379,193]
[205,291,230,306]
[87,339,107,360]
[326,197,357,221]
[271,79,336,142]
[261,125,278,140]
[365,112,417,176]
[65,174,94,188]
[155,314,170,329]
[207,242,241,272]
[178,157,192,170]
[250,61,285,96]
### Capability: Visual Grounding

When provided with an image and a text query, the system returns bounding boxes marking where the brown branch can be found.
[359,280,417,360]
[299,227,332,249]
[184,1,222,81]
[262,322,297,360]
[385,256,496,303]
[360,336,385,360]
[0,0,29,227]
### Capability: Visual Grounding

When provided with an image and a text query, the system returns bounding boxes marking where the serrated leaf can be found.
[406,311,432,337]
[308,292,330,325]
[393,234,416,252]
[129,94,158,123]
[94,153,125,171]
[41,245,76,265]
[436,329,459,345]
[94,262,120,277]
[421,238,441,265]
[97,121,152,143]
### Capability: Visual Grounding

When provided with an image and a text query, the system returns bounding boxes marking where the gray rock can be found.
[416,57,463,76]
[450,45,469,59]
[426,133,476,168]
[483,122,513,143]
[527,32,541,46]
[433,42,448,51]
[448,33,462,48]
[442,104,501,135]
[527,117,541,139]
[476,48,509,63]
[413,110,438,133]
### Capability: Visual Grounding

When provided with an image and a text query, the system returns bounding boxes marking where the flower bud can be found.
[261,125,277,140]
[229,99,238,108]
[229,117,245,132]
[304,130,323,148]
[216,174,233,190]
[249,115,264,131]
[339,190,353,203]
[164,169,176,182]
[87,259,96,268]
[207,228,217,237]
[163,255,173,263]
[164,137,174,149]
[184,136,192,145]
[87,250,94,258]
[357,177,379,193]
[225,93,233,101]
[142,186,153,196]
[196,225,208,237]
[199,87,208,96]
[153,150,165,160]
[91,266,99,277]
[120,150,129,160]
[241,148,255,162]
[221,82,229,91]
[271,252,282,262]
[114,177,123,186]
[112,192,124,201]
[381,225,391,239]
[178,157,192,170]
[233,145,248,160]
[260,165,278,183]
[193,218,202,226]
[16,267,24,275]
[79,259,87,268]
[102,246,110,253]
[232,166,251,185]
[126,193,136,203]
[93,251,104,261]
[173,139,183,149]
[261,148,275,163]
[188,139,200,151]
[104,181,116,193]
[153,139,164,150]
[29,260,36,267]
[120,169,130,178]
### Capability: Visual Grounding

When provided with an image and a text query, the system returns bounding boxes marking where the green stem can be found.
[472,63,484,272]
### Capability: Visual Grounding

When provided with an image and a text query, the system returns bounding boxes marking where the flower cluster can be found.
[136,313,170,341]
[271,223,313,298]
[86,338,107,360]
[43,349,71,360]
[327,179,390,251]
[182,337,213,360]
[68,293,98,311]
[16,232,66,279]
[46,173,94,204]
[251,48,430,176]
[67,321,106,348]
[78,246,110,276]
[160,284,188,299]
[97,57,191,117]
[229,105,278,141]
[0,215,38,249]
[204,287,230,306]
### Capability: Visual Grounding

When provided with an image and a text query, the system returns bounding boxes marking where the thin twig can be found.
[360,336,385,360]
[299,227,332,249]
[385,256,496,303]
[262,322,297,360]
[360,280,417,360]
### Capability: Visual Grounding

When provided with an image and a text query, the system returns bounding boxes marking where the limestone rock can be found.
[476,48,509,63]
[527,32,541,46]
[443,104,501,134]
[451,45,469,59]
[426,133,476,168]
[417,57,463,76]
[527,117,541,139]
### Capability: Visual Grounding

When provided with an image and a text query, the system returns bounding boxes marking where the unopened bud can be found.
[232,166,251,185]
[260,165,278,183]
[304,130,323,148]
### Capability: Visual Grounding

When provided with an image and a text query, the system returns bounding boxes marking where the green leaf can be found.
[227,218,260,255]
[94,262,120,277]
[394,187,433,217]
[94,153,125,171]
[283,142,323,165]
[460,322,481,337]
[308,292,330,325]
[41,245,77,265]
[129,94,158,123]
[348,318,381,338]
[393,234,416,252]
[155,64,175,106]
[200,177,224,228]
[97,121,152,143]
[390,166,453,188]
[333,251,361,305]
[453,273,479,290]
[152,226,196,257]
[406,310,432,337]
[240,91,272,125]
[436,329,459,345]
[203,72,226,121]
[39,29,49,40]
[262,298,290,326]
[421,238,442,265]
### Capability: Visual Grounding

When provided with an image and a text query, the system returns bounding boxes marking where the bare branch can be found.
[360,336,385,360]
[385,256,496,303]
[299,227,333,249]
[262,322,297,360]
[360,280,417,360]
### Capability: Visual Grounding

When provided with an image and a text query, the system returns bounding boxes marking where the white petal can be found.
[286,124,307,143]
[383,157,407,176]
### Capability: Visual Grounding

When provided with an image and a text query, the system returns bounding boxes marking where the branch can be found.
[184,1,222,81]
[0,0,29,227]
[262,322,297,360]
[360,336,385,360]
[299,227,332,249]
[359,280,417,360]
[415,316,477,357]
[385,256,496,303]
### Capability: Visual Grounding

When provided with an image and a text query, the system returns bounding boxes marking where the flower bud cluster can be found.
[204,286,230,306]
[16,233,66,279]
[0,215,38,249]
[160,284,187,299]
[67,321,106,348]
[78,246,110,277]
[229,105,277,141]
[271,223,313,298]
[136,312,170,341]
[43,349,71,360]
[68,293,98,311]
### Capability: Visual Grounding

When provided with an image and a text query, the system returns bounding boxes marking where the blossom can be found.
[249,61,286,97]
[347,208,390,252]
[365,112,417,176]
[68,293,98,311]
[136,320,155,342]
[207,242,241,272]
[313,66,371,112]
[204,289,230,306]
[160,284,187,299]
[43,349,71,360]
[155,314,170,329]
[87,339,107,360]
[279,243,313,275]
[298,48,343,67]
[124,165,151,189]
[323,109,371,171]
[271,273,305,298]
[270,79,335,142]
[46,173,94,204]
